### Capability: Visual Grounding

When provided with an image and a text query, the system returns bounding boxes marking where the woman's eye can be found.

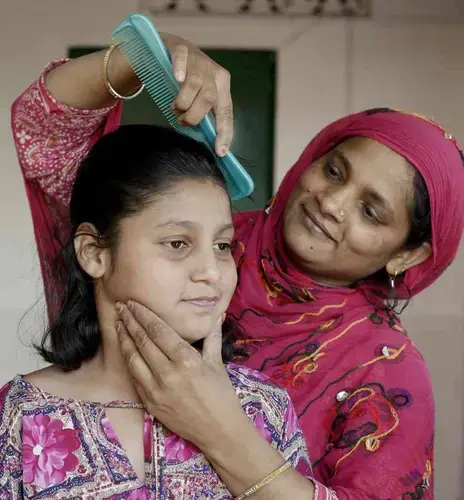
[325,162,342,180]
[362,204,378,222]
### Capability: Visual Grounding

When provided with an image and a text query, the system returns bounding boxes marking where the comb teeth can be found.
[112,22,245,199]
[115,27,212,147]
[117,27,211,149]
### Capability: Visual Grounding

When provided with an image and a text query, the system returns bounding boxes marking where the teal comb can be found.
[111,13,254,201]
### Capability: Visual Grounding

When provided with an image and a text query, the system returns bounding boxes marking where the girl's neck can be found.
[34,311,140,405]
[78,343,141,404]
[25,345,141,406]
[78,306,141,404]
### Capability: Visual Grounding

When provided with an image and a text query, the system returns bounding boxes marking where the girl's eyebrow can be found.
[155,220,235,233]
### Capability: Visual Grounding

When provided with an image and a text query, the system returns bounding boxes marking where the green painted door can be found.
[69,47,275,211]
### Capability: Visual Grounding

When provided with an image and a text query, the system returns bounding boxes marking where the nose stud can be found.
[339,209,345,218]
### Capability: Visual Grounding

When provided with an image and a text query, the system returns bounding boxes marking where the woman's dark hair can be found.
[370,168,431,313]
[37,124,238,371]
[404,170,431,250]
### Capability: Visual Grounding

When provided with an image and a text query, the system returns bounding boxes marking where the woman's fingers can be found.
[178,83,217,126]
[202,316,224,363]
[165,36,234,155]
[117,319,157,387]
[117,303,170,370]
[173,68,205,116]
[170,43,188,83]
[212,69,233,156]
[122,301,199,364]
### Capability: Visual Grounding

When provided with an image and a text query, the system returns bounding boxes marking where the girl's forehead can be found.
[123,179,233,232]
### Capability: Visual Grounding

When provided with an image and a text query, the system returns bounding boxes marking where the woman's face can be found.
[283,136,429,286]
[97,178,237,343]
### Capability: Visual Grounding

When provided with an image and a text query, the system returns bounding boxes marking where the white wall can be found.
[1,1,463,498]
[371,0,464,22]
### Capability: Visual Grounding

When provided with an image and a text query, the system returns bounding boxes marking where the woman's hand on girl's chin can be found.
[116,300,250,450]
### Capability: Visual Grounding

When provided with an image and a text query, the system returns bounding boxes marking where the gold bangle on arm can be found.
[234,461,292,500]
[101,44,145,101]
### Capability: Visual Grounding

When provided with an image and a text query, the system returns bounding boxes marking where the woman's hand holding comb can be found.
[45,33,234,157]
[162,33,234,157]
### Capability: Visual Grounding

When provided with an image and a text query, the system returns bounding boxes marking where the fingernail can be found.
[175,71,185,82]
[116,321,121,333]
[127,300,133,310]
[115,302,123,314]
[219,146,228,157]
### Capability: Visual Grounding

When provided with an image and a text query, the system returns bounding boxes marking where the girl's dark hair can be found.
[37,124,237,371]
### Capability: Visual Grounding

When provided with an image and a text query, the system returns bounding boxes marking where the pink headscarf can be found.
[277,108,464,294]
[232,108,464,303]
[228,110,464,489]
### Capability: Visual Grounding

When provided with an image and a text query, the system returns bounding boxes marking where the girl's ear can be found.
[74,223,111,279]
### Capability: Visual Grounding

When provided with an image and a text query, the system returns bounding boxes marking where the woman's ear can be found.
[386,242,432,276]
[74,223,111,279]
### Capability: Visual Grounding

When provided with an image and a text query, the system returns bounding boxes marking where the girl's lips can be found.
[183,297,219,308]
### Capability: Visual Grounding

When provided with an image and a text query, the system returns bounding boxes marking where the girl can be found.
[0,125,310,498]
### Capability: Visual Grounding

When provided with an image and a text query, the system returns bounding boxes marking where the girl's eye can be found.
[167,240,187,250]
[214,242,232,252]
[324,162,342,180]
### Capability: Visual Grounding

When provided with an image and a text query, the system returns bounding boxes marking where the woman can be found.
[0,124,310,498]
[11,29,464,498]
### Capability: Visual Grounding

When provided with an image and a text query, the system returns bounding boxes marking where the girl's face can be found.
[97,178,237,343]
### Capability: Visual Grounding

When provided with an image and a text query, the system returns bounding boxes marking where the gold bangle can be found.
[234,461,292,500]
[102,44,145,101]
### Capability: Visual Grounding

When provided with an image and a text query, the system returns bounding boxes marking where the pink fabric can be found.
[22,413,80,488]
[11,60,122,319]
[11,61,458,499]
[228,107,464,498]
[0,366,311,498]
[245,108,464,297]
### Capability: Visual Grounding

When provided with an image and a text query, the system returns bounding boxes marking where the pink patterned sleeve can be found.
[11,59,123,206]
[0,382,22,498]
[280,400,339,500]
[312,480,340,500]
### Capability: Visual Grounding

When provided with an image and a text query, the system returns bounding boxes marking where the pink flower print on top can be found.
[164,431,200,463]
[22,413,80,488]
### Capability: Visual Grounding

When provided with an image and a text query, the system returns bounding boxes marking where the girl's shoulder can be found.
[0,368,73,423]
[225,363,294,426]
[0,375,43,413]
[225,363,311,475]
[226,362,286,394]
